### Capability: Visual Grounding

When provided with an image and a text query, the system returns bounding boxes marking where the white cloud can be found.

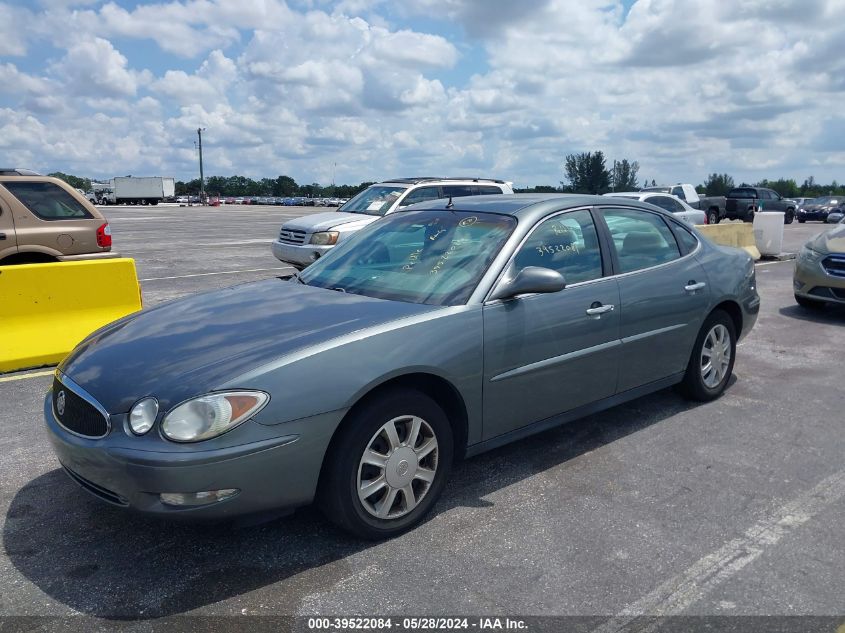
[52,38,149,98]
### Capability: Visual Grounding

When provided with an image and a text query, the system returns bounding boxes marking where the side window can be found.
[671,186,686,200]
[1,182,93,220]
[672,223,699,254]
[477,185,503,195]
[399,186,442,207]
[512,209,603,285]
[645,195,683,213]
[442,185,475,198]
[602,207,681,273]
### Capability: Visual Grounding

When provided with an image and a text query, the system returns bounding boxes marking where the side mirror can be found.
[489,266,566,301]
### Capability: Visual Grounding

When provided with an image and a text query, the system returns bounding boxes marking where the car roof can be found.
[0,168,43,176]
[604,191,646,198]
[403,193,669,221]
[381,177,508,185]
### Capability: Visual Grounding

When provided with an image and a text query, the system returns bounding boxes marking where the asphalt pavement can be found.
[0,207,843,627]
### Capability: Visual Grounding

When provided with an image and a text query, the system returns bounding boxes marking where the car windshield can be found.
[299,209,517,306]
[814,197,837,205]
[340,185,408,216]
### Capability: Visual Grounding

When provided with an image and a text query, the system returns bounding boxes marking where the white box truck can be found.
[103,177,176,205]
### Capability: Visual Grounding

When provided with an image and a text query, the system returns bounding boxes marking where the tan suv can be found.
[0,171,116,265]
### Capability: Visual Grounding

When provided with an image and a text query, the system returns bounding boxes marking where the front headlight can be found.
[310,231,339,245]
[129,397,159,435]
[161,391,269,442]
[799,246,824,264]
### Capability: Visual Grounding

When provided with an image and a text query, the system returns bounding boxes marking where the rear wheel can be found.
[795,294,826,309]
[707,209,720,225]
[679,310,736,402]
[785,209,795,224]
[318,388,453,539]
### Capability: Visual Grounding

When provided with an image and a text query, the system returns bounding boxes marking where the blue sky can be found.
[1,0,843,188]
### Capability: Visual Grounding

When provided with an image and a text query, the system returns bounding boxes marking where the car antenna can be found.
[445,196,454,209]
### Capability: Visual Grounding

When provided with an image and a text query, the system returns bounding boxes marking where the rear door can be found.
[0,188,18,260]
[598,206,710,393]
[482,208,620,439]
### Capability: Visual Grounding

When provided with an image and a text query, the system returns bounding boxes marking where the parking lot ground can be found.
[0,210,843,625]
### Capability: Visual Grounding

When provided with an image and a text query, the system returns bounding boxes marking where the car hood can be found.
[283,211,379,233]
[59,279,436,413]
[807,223,845,254]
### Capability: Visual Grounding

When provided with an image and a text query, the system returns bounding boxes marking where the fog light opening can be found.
[160,489,240,507]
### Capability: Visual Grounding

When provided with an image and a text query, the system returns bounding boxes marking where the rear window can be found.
[2,182,93,220]
[727,188,758,199]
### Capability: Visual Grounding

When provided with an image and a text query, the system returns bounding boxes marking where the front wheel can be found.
[785,209,794,224]
[798,218,806,224]
[707,209,720,225]
[318,389,453,539]
[679,310,736,402]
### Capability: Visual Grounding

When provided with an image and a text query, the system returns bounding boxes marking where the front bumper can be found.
[271,239,334,268]
[797,209,829,222]
[794,254,845,305]
[44,391,341,521]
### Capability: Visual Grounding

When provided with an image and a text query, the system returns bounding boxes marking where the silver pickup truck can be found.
[271,177,513,269]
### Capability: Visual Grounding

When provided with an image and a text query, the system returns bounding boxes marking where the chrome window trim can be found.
[54,370,112,439]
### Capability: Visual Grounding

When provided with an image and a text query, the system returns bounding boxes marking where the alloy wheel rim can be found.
[357,415,439,520]
[700,324,732,389]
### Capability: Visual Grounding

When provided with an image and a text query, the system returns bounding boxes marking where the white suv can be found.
[271,177,514,269]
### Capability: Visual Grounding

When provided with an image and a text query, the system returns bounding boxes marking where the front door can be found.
[599,206,710,393]
[482,208,620,440]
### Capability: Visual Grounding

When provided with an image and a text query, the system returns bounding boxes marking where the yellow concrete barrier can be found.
[695,223,761,260]
[0,258,142,373]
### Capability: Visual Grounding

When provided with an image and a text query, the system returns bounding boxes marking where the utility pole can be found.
[197,127,206,203]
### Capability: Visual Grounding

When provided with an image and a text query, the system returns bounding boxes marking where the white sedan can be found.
[604,192,707,226]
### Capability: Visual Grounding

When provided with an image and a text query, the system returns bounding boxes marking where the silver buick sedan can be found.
[45,194,759,539]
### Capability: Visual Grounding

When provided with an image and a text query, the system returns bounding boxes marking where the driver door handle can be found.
[586,303,614,317]
[685,281,706,293]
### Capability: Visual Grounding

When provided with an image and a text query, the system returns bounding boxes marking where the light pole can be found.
[197,127,206,203]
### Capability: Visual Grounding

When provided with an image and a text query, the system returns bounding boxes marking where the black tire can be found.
[708,209,720,225]
[785,209,794,224]
[679,310,737,402]
[798,218,806,224]
[317,388,453,539]
[795,294,826,309]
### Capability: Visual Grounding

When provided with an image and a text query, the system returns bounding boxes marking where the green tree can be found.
[564,151,610,194]
[272,175,298,197]
[703,173,735,197]
[48,172,91,192]
[611,159,639,191]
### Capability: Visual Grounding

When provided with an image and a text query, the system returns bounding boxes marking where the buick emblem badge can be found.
[56,390,66,416]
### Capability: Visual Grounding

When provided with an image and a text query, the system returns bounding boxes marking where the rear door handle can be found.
[685,281,706,293]
[586,303,614,317]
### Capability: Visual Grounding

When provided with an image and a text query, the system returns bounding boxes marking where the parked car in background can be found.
[796,196,843,223]
[272,177,515,269]
[45,194,758,538]
[641,184,726,224]
[794,221,845,308]
[0,173,117,265]
[827,211,844,224]
[605,192,707,226]
[724,187,796,224]
[789,197,815,209]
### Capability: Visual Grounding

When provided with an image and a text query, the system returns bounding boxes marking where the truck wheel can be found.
[151,200,159,206]
[707,209,720,225]
[784,209,794,224]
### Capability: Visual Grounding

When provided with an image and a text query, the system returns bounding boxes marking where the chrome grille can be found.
[822,255,845,278]
[278,228,307,245]
[53,377,110,438]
